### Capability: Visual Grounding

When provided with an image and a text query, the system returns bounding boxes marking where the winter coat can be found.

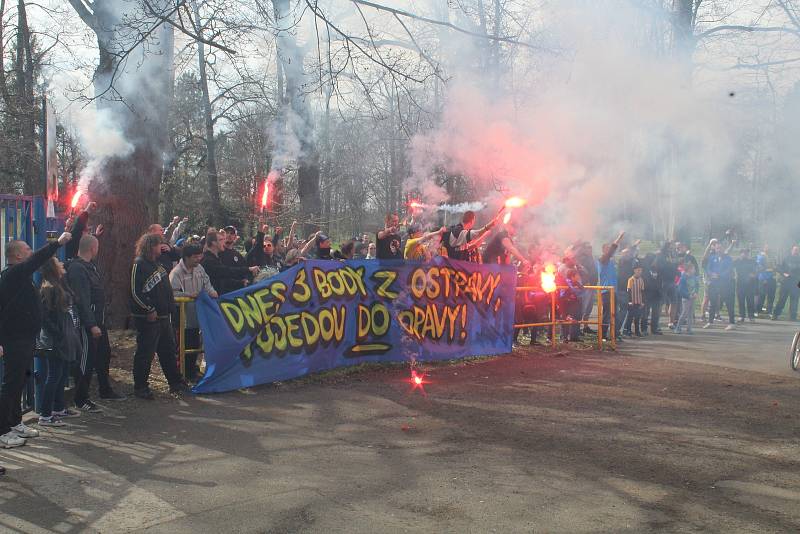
[36,288,80,362]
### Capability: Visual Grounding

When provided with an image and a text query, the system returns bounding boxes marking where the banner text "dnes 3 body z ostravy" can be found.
[193,257,516,393]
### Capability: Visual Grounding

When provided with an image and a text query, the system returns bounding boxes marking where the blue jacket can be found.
[706,253,733,282]
[597,259,617,293]
[677,272,699,300]
[756,253,775,282]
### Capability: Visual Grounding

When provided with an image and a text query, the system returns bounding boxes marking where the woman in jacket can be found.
[37,257,81,426]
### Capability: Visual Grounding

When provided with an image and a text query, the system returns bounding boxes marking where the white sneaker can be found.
[702,323,712,329]
[0,431,26,448]
[725,324,736,331]
[12,422,40,438]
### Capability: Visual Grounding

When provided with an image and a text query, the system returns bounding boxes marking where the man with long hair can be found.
[130,233,186,399]
[37,257,81,426]
[0,231,71,449]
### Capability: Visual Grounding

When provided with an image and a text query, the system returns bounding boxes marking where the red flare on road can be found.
[408,369,428,394]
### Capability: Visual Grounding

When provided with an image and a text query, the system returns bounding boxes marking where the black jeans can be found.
[601,291,625,339]
[773,282,800,320]
[75,325,113,404]
[133,318,181,391]
[624,303,643,335]
[40,354,69,418]
[669,291,682,326]
[560,299,581,341]
[757,278,776,315]
[183,328,202,381]
[737,279,757,320]
[642,296,661,333]
[0,338,35,435]
[708,281,735,324]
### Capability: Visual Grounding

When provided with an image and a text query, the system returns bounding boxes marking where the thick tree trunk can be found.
[193,0,223,225]
[80,0,174,327]
[272,0,321,235]
[15,0,37,194]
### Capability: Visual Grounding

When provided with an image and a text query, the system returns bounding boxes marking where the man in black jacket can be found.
[68,235,124,411]
[0,231,70,448]
[246,224,282,269]
[130,233,185,399]
[203,230,258,295]
[220,226,249,291]
[772,246,800,321]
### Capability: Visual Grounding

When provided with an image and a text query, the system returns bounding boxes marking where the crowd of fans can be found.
[0,203,799,475]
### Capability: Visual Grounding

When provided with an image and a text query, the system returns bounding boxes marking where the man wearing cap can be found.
[299,231,332,260]
[220,226,249,291]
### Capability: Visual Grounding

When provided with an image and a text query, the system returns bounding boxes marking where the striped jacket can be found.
[130,256,174,318]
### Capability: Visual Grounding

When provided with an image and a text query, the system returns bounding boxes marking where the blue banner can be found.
[192,257,517,393]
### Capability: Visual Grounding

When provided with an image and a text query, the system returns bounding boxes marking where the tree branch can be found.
[347,0,547,51]
[141,0,238,55]
[696,25,800,40]
[66,0,95,31]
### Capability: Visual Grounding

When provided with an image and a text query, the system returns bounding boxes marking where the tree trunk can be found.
[74,0,174,327]
[272,0,321,235]
[15,0,37,194]
[193,0,223,225]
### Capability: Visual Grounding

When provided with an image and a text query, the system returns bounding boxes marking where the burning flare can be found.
[541,264,557,293]
[504,196,527,209]
[503,212,512,224]
[408,369,428,394]
[261,181,269,209]
[408,199,427,210]
[70,190,83,210]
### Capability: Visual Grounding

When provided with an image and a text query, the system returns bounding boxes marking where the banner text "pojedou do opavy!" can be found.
[193,257,516,393]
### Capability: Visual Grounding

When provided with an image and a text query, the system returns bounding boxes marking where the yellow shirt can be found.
[404,237,429,261]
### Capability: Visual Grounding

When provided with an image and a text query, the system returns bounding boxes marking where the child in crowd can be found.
[675,262,699,334]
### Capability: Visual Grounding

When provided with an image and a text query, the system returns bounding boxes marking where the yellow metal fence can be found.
[513,285,617,349]
[174,296,204,377]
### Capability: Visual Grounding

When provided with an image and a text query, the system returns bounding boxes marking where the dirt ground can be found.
[2,329,800,533]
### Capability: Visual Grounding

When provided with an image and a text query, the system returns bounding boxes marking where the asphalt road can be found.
[617,317,800,378]
[1,323,800,533]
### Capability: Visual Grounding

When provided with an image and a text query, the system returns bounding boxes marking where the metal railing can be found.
[513,285,616,349]
[174,297,203,378]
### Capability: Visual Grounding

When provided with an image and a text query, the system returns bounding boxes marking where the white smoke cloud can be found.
[409,0,758,246]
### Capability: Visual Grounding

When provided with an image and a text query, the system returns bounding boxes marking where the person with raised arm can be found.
[0,231,71,448]
[597,231,625,341]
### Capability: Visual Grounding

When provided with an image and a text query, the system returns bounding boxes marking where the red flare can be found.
[70,190,83,210]
[408,369,428,394]
[503,211,512,224]
[261,181,269,209]
[408,199,426,211]
[504,196,527,209]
